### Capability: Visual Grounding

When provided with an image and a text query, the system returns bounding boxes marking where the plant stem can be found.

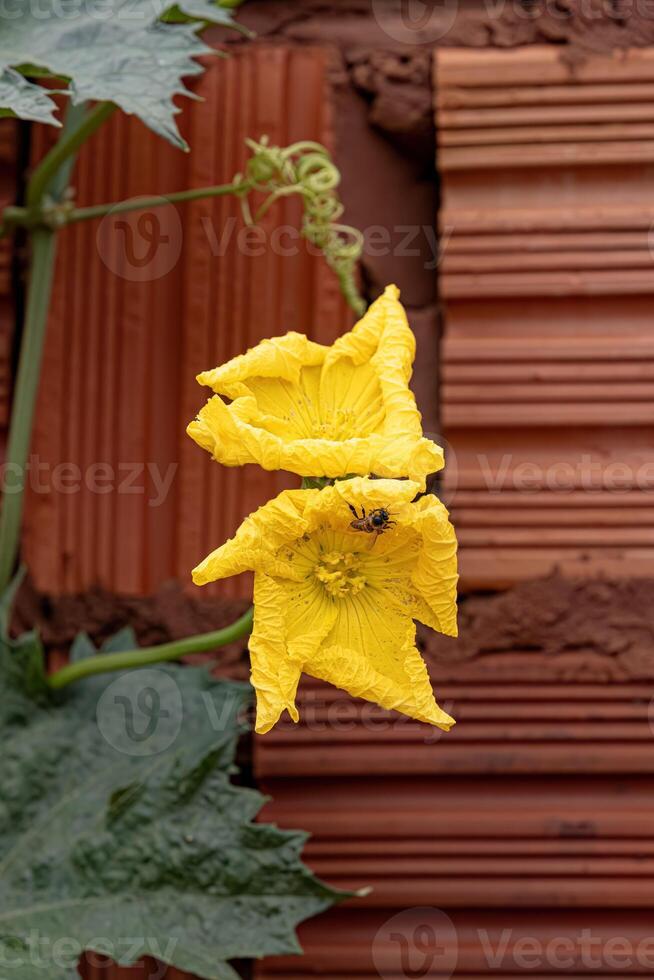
[0,101,113,593]
[65,179,252,224]
[0,228,57,593]
[47,102,89,202]
[26,102,115,210]
[301,477,332,490]
[47,606,254,689]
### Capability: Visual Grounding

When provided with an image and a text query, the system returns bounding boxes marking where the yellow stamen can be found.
[314,551,366,598]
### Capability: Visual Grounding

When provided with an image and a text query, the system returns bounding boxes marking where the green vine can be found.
[0,116,365,685]
[1,135,366,316]
[241,137,365,315]
[47,607,254,689]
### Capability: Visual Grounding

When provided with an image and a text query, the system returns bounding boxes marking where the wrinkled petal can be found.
[250,572,338,734]
[189,396,437,480]
[303,476,420,532]
[191,489,311,584]
[187,285,443,487]
[406,494,459,637]
[249,575,302,735]
[306,588,454,730]
[283,576,339,664]
[192,478,458,734]
[324,283,423,441]
[197,332,325,399]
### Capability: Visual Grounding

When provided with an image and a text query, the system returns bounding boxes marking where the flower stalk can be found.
[47,606,254,690]
[26,102,116,210]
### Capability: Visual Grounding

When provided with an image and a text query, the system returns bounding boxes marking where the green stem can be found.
[0,102,113,593]
[65,179,252,224]
[0,228,57,594]
[47,102,89,202]
[47,606,254,689]
[1,180,255,233]
[26,102,115,210]
[301,476,332,490]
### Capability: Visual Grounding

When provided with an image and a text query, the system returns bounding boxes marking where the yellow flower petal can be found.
[192,478,458,733]
[324,283,422,441]
[249,574,302,735]
[406,493,459,637]
[197,332,325,398]
[310,589,454,729]
[191,489,309,585]
[303,476,420,530]
[187,285,443,488]
[249,564,339,734]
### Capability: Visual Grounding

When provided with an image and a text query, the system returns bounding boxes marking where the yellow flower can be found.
[187,285,442,488]
[192,477,458,734]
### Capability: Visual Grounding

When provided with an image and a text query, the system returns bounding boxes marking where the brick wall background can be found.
[23,46,350,600]
[2,25,654,980]
[437,46,654,588]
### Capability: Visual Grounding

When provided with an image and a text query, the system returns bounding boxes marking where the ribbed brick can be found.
[23,46,350,598]
[436,46,654,586]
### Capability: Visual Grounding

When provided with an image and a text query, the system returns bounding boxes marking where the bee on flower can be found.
[187,284,458,735]
[348,503,397,538]
[191,477,457,735]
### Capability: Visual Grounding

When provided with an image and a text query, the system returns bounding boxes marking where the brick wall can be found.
[23,46,351,599]
[436,46,654,588]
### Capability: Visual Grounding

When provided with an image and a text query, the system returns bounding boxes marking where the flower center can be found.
[310,408,357,441]
[314,551,366,598]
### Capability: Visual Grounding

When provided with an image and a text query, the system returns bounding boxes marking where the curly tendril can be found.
[233,136,366,316]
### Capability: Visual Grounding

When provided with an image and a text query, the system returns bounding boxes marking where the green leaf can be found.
[0,570,50,719]
[0,612,346,978]
[163,0,248,25]
[0,68,61,125]
[176,0,241,19]
[0,0,243,148]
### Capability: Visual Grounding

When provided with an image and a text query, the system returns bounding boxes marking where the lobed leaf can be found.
[0,68,61,125]
[0,0,244,147]
[0,609,346,978]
